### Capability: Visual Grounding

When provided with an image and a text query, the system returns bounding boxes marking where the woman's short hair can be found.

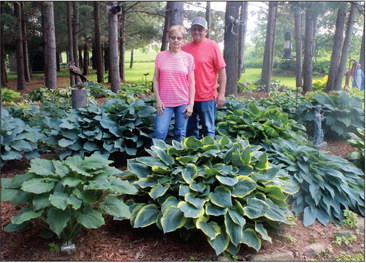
[168,25,186,38]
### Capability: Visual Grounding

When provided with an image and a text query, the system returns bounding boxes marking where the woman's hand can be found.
[156,99,164,115]
[183,103,194,119]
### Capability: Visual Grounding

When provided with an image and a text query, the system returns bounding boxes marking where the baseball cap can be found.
[191,17,208,29]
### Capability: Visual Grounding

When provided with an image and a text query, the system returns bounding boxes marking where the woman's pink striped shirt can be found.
[155,50,195,107]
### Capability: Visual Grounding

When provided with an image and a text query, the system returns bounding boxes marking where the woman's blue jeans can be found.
[187,99,216,138]
[153,104,188,142]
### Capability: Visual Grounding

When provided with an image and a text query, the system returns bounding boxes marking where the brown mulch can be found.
[1,82,364,261]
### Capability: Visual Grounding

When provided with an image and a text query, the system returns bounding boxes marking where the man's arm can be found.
[216,67,227,108]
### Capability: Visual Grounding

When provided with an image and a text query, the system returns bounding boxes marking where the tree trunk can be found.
[130,49,134,69]
[224,1,240,97]
[72,2,80,83]
[119,6,126,82]
[93,2,104,83]
[303,4,317,93]
[78,45,83,70]
[109,1,120,93]
[21,2,31,82]
[83,43,89,75]
[334,3,357,91]
[67,2,75,86]
[238,1,248,80]
[260,2,278,91]
[360,23,365,73]
[0,2,7,87]
[206,1,211,38]
[56,51,60,72]
[160,2,171,51]
[44,2,57,89]
[294,2,303,89]
[41,3,48,87]
[14,2,25,90]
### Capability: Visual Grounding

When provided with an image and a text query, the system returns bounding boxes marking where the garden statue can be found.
[313,105,327,148]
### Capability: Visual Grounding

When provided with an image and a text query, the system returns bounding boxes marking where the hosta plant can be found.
[347,128,365,170]
[1,108,44,167]
[124,136,298,255]
[263,138,364,227]
[217,102,308,145]
[1,154,137,243]
[2,88,22,102]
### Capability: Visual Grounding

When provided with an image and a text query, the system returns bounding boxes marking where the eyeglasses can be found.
[191,27,205,32]
[169,36,183,41]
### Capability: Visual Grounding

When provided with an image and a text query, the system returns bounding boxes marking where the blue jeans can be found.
[153,104,188,142]
[187,100,216,138]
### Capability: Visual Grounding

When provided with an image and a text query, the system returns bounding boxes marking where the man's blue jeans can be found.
[187,100,216,138]
[153,104,188,142]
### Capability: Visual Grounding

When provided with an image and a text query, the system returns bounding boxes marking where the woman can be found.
[153,25,195,142]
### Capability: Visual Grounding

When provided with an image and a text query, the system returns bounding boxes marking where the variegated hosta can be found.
[125,136,298,255]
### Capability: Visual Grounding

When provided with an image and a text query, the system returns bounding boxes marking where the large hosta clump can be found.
[124,136,298,255]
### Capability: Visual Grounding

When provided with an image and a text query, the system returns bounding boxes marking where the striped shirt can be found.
[155,50,195,107]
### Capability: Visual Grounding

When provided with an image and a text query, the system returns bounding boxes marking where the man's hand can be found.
[216,93,225,109]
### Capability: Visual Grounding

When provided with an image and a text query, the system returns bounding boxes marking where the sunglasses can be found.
[169,36,183,41]
[191,27,205,32]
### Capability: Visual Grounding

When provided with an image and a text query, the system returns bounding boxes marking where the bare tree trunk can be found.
[326,6,346,92]
[21,2,31,82]
[360,23,365,73]
[41,3,48,87]
[206,1,211,38]
[44,2,57,89]
[238,1,248,80]
[294,2,303,89]
[78,46,83,70]
[0,2,7,87]
[160,2,171,51]
[224,1,240,96]
[303,3,317,93]
[56,51,60,72]
[260,2,278,92]
[119,6,126,82]
[67,2,75,86]
[14,2,25,90]
[334,3,357,91]
[72,2,80,83]
[83,43,89,76]
[109,1,120,93]
[93,2,104,83]
[130,49,134,69]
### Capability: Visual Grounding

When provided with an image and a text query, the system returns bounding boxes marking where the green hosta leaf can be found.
[75,207,105,228]
[152,165,171,174]
[128,161,150,178]
[61,176,83,187]
[5,173,35,188]
[242,228,261,251]
[1,188,19,202]
[178,201,205,218]
[21,178,55,194]
[49,192,69,210]
[228,208,246,227]
[156,149,175,166]
[219,136,231,148]
[255,167,280,183]
[67,195,82,210]
[161,207,186,233]
[99,196,131,218]
[4,222,28,232]
[73,189,99,204]
[179,185,190,196]
[152,138,168,149]
[11,140,33,152]
[303,206,317,227]
[133,204,160,228]
[243,198,269,219]
[189,182,206,193]
[182,164,197,184]
[204,167,218,176]
[256,152,269,170]
[52,161,69,177]
[12,210,42,225]
[216,176,238,186]
[255,223,272,242]
[65,155,91,176]
[136,178,156,188]
[82,154,113,170]
[224,214,243,246]
[30,158,55,176]
[184,136,202,150]
[185,193,207,208]
[161,196,180,212]
[232,177,257,198]
[207,228,230,255]
[84,175,111,190]
[47,208,72,237]
[136,157,169,168]
[196,218,221,240]
[264,199,292,224]
[176,156,198,165]
[149,184,169,200]
[109,177,138,195]
[206,202,227,216]
[210,186,232,208]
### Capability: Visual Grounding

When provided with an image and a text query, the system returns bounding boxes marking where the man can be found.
[182,17,227,138]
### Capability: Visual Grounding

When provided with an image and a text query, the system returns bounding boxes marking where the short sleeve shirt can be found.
[155,50,195,107]
[182,39,226,101]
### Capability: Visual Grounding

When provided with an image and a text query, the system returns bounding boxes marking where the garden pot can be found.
[72,88,87,108]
